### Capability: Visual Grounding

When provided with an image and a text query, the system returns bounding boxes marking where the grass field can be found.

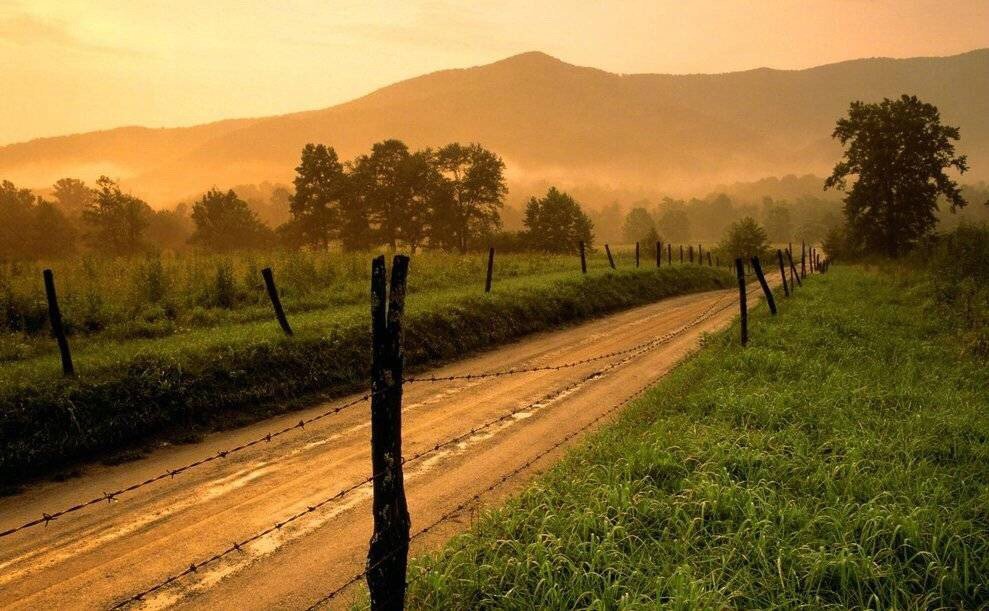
[0,257,731,486]
[404,265,989,609]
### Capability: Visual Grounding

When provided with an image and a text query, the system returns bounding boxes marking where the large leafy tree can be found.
[83,176,151,256]
[622,207,657,243]
[718,217,771,263]
[433,143,507,252]
[522,187,594,253]
[655,198,691,243]
[288,143,347,249]
[825,95,968,256]
[51,178,93,218]
[190,188,274,252]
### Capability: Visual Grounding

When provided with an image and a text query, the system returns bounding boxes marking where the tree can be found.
[656,200,691,243]
[288,144,347,249]
[0,180,36,259]
[190,188,274,252]
[824,95,968,257]
[522,187,594,253]
[761,197,792,242]
[433,143,507,252]
[51,178,93,218]
[83,176,151,256]
[622,207,657,243]
[718,217,771,263]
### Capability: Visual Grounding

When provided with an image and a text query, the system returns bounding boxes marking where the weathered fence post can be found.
[484,246,495,293]
[776,249,790,297]
[635,241,640,268]
[656,241,662,268]
[579,241,587,274]
[786,248,802,287]
[667,243,672,265]
[698,244,703,264]
[261,267,293,336]
[751,257,777,315]
[367,255,411,611]
[707,252,712,266]
[43,269,74,376]
[605,244,616,269]
[801,242,807,279]
[735,258,747,346]
[688,245,694,264]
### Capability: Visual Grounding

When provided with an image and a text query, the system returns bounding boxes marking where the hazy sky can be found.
[2,0,988,145]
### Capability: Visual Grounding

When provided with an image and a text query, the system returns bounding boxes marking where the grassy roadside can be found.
[0,265,731,486]
[405,266,989,609]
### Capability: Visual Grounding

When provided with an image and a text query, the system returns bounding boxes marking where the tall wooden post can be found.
[367,255,411,611]
[484,247,495,293]
[735,259,747,346]
[751,257,777,315]
[605,244,616,269]
[43,269,74,376]
[261,267,293,336]
[786,249,802,287]
[635,241,640,268]
[776,249,790,297]
[579,241,587,274]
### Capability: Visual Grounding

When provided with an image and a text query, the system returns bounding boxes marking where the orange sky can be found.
[2,0,988,146]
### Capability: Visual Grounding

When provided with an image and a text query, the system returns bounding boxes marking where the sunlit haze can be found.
[3,0,988,145]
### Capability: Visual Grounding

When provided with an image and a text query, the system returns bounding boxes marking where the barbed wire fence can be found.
[1,249,818,610]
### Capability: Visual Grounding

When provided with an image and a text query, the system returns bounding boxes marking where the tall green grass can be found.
[405,266,989,609]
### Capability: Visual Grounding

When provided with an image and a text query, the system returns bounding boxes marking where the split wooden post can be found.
[579,241,587,274]
[751,256,777,315]
[484,246,495,293]
[786,248,802,287]
[605,244,616,269]
[367,255,412,611]
[635,241,640,268]
[735,258,748,346]
[776,249,790,297]
[261,267,293,336]
[656,241,662,267]
[43,269,74,376]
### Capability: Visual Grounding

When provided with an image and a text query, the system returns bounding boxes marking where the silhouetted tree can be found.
[622,207,656,243]
[825,95,968,256]
[656,199,691,243]
[190,188,274,252]
[83,176,151,256]
[287,144,347,249]
[522,187,593,253]
[51,178,93,218]
[717,217,771,262]
[433,143,506,252]
[0,180,36,259]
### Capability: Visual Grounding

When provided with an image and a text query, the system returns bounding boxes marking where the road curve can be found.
[0,283,766,610]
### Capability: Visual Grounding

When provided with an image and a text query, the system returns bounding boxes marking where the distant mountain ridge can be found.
[2,49,987,204]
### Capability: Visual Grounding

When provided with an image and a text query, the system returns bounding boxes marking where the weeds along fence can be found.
[0,244,830,609]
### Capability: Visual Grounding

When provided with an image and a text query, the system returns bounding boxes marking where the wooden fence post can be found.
[679,245,684,264]
[735,258,747,346]
[261,268,293,336]
[689,245,694,264]
[667,243,672,265]
[786,249,802,287]
[751,256,777,315]
[579,241,587,274]
[367,255,411,611]
[43,269,74,376]
[698,244,703,263]
[656,241,662,268]
[776,249,790,297]
[707,252,712,266]
[484,246,495,293]
[801,242,807,279]
[635,241,640,268]
[605,244,616,269]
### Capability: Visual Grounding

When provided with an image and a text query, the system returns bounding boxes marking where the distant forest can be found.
[2,142,988,262]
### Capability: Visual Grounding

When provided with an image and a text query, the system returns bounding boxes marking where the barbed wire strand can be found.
[0,392,377,540]
[108,289,755,609]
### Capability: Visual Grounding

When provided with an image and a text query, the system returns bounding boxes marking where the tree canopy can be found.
[825,95,968,257]
[718,217,771,263]
[83,176,151,256]
[522,187,594,253]
[190,188,274,252]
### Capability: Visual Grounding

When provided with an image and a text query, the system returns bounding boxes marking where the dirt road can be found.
[0,284,765,610]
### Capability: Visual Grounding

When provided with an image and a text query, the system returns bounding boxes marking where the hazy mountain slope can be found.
[1,49,986,203]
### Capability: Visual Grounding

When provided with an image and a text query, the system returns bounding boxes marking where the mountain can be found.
[2,49,987,204]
